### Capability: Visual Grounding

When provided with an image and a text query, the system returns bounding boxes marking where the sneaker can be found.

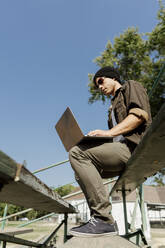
[69,217,118,237]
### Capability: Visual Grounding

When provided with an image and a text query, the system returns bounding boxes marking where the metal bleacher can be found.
[0,151,76,247]
[0,151,76,214]
[111,102,165,197]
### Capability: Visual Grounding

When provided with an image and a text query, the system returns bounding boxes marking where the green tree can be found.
[54,184,75,197]
[88,1,165,185]
[151,169,165,186]
[0,203,47,220]
[26,209,48,220]
[0,203,25,220]
[0,203,7,217]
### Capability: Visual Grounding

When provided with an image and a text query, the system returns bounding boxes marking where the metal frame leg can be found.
[64,213,68,243]
[2,241,6,248]
[139,184,147,235]
[122,189,129,235]
[42,220,64,246]
[119,186,150,247]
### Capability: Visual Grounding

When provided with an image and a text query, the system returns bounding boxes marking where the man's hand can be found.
[87,113,144,138]
[87,130,113,137]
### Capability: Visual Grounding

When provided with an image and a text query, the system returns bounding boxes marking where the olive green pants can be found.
[69,141,131,224]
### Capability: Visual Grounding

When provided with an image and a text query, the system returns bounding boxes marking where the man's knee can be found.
[69,146,83,172]
[69,146,81,162]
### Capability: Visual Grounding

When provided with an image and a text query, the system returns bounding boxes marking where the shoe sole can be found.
[69,230,117,238]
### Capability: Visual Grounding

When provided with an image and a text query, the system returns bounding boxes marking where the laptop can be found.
[55,107,113,152]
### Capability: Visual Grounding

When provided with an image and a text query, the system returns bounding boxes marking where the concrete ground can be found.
[56,225,165,248]
[1,222,165,248]
[150,228,165,248]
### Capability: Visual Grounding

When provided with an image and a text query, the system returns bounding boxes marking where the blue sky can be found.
[0,0,160,188]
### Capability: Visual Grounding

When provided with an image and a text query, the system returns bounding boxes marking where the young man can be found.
[69,66,152,237]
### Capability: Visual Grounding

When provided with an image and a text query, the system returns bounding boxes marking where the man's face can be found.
[95,77,116,96]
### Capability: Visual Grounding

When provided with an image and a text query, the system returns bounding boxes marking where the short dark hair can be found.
[93,66,121,86]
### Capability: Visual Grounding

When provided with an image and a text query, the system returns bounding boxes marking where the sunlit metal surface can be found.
[111,103,165,196]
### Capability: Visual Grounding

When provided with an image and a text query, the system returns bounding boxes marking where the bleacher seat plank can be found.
[0,151,76,214]
[59,236,138,248]
[111,103,165,196]
[0,228,33,236]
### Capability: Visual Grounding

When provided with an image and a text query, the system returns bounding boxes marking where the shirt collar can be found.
[111,85,123,101]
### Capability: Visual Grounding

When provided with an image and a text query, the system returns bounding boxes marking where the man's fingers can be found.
[88,130,98,136]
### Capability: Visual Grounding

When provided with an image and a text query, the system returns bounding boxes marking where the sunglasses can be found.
[97,78,104,87]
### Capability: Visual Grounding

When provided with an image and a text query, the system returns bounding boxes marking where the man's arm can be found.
[88,113,144,137]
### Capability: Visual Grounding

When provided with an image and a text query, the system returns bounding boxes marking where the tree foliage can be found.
[54,184,75,197]
[0,203,24,220]
[88,1,165,185]
[150,168,165,186]
[88,1,165,117]
[0,203,47,220]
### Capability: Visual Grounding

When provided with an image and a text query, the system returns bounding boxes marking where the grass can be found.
[1,221,60,247]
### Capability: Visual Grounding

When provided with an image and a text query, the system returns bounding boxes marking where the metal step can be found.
[59,236,139,248]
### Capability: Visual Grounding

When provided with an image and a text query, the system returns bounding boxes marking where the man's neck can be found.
[112,81,122,96]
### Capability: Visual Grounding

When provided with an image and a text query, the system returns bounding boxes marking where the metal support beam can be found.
[130,190,139,232]
[0,233,50,248]
[148,62,165,98]
[2,241,6,248]
[0,208,32,222]
[138,184,148,241]
[18,212,56,228]
[122,189,129,235]
[32,159,69,174]
[64,213,68,243]
[121,184,150,247]
[42,220,64,246]
[108,179,112,206]
[1,205,8,231]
